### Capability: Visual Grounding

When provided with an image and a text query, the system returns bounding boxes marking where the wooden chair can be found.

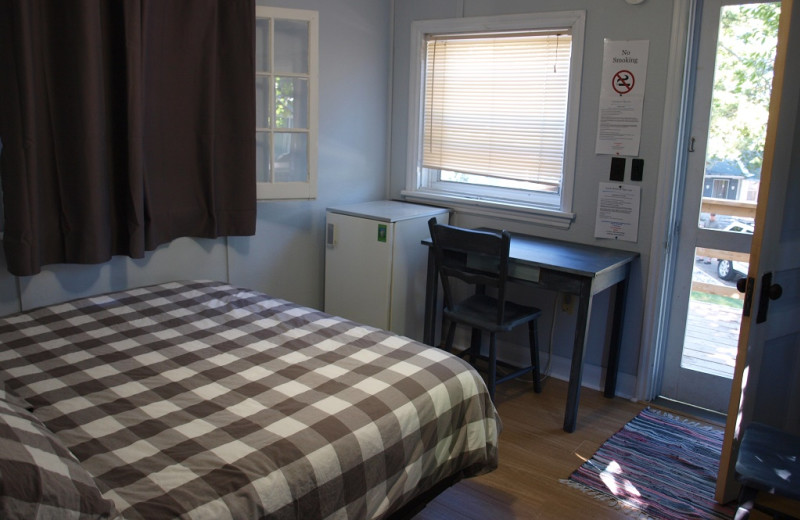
[734,422,800,520]
[427,217,543,400]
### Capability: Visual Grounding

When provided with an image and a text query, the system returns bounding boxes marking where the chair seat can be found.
[736,422,800,501]
[444,293,542,333]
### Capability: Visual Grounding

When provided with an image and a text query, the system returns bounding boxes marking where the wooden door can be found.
[716,0,800,502]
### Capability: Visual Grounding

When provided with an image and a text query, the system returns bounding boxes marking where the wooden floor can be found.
[412,377,647,520]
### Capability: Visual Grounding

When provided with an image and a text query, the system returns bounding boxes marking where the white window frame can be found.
[255,6,319,200]
[402,12,585,227]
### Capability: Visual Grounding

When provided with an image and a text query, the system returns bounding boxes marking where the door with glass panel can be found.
[659,0,780,412]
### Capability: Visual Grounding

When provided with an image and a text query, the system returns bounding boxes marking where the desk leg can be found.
[423,249,437,346]
[604,269,630,398]
[564,281,592,433]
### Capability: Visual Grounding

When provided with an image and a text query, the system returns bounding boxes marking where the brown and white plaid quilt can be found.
[0,281,499,519]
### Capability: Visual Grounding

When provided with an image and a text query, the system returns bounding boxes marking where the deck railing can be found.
[691,197,757,300]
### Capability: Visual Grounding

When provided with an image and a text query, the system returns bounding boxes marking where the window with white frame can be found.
[255,6,318,200]
[403,12,585,225]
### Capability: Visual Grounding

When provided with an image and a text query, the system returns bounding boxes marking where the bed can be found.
[0,280,499,519]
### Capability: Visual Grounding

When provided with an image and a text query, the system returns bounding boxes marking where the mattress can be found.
[0,280,499,519]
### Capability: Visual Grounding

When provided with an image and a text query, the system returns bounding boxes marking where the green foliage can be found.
[707,2,781,177]
[275,77,295,128]
[690,290,744,309]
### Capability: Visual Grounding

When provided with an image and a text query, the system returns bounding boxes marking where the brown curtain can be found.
[0,0,256,276]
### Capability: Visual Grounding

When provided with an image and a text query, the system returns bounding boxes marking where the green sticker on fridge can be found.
[377,224,387,242]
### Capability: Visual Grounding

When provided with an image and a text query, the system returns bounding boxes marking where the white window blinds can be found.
[422,31,572,189]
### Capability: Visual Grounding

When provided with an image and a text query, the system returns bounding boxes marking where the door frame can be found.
[637,0,777,408]
[638,0,797,504]
[659,0,776,412]
[636,0,698,402]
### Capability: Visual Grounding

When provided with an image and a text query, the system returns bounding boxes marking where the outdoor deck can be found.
[682,279,743,379]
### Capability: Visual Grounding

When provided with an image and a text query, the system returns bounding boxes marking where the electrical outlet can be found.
[561,294,574,314]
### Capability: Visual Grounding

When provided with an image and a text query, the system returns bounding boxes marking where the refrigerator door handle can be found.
[326,222,336,247]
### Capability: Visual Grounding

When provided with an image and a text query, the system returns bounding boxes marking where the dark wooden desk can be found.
[422,231,638,432]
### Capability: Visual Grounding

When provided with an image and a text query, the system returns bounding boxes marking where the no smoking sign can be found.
[596,40,649,156]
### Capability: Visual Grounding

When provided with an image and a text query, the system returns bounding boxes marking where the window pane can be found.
[423,33,571,189]
[274,19,309,73]
[254,6,317,200]
[255,18,270,72]
[697,3,777,228]
[683,246,747,378]
[275,77,308,129]
[256,76,270,129]
[256,132,271,182]
[274,133,308,182]
[440,170,559,193]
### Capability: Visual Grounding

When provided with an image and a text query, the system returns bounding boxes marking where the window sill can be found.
[400,190,575,229]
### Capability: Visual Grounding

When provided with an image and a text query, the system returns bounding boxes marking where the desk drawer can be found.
[467,255,541,283]
[510,263,540,283]
[466,255,540,283]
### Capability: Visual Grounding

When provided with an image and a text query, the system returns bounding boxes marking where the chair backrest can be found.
[428,217,511,325]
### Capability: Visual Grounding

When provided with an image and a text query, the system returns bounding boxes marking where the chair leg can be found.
[529,320,541,393]
[488,332,497,401]
[469,328,481,364]
[734,485,757,520]
[442,319,456,352]
[447,321,457,351]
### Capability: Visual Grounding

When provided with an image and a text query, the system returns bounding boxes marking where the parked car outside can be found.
[716,258,748,281]
[715,219,754,281]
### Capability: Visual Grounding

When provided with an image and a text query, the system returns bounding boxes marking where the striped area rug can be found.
[564,408,736,519]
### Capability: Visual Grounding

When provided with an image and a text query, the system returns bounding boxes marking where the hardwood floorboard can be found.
[412,377,647,520]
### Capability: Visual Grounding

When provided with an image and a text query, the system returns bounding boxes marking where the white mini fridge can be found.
[324,201,449,341]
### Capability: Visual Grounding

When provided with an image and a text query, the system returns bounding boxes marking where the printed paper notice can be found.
[594,183,641,242]
[595,40,649,156]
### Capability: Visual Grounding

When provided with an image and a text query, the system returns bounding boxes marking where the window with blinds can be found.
[404,12,585,222]
[423,32,572,191]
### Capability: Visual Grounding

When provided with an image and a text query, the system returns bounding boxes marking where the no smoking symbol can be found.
[613,70,635,95]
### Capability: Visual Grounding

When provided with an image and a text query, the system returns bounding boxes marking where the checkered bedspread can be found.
[0,281,499,519]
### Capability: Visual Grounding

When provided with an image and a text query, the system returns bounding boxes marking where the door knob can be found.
[736,277,747,293]
[740,276,755,317]
[768,283,783,300]
[756,272,782,324]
